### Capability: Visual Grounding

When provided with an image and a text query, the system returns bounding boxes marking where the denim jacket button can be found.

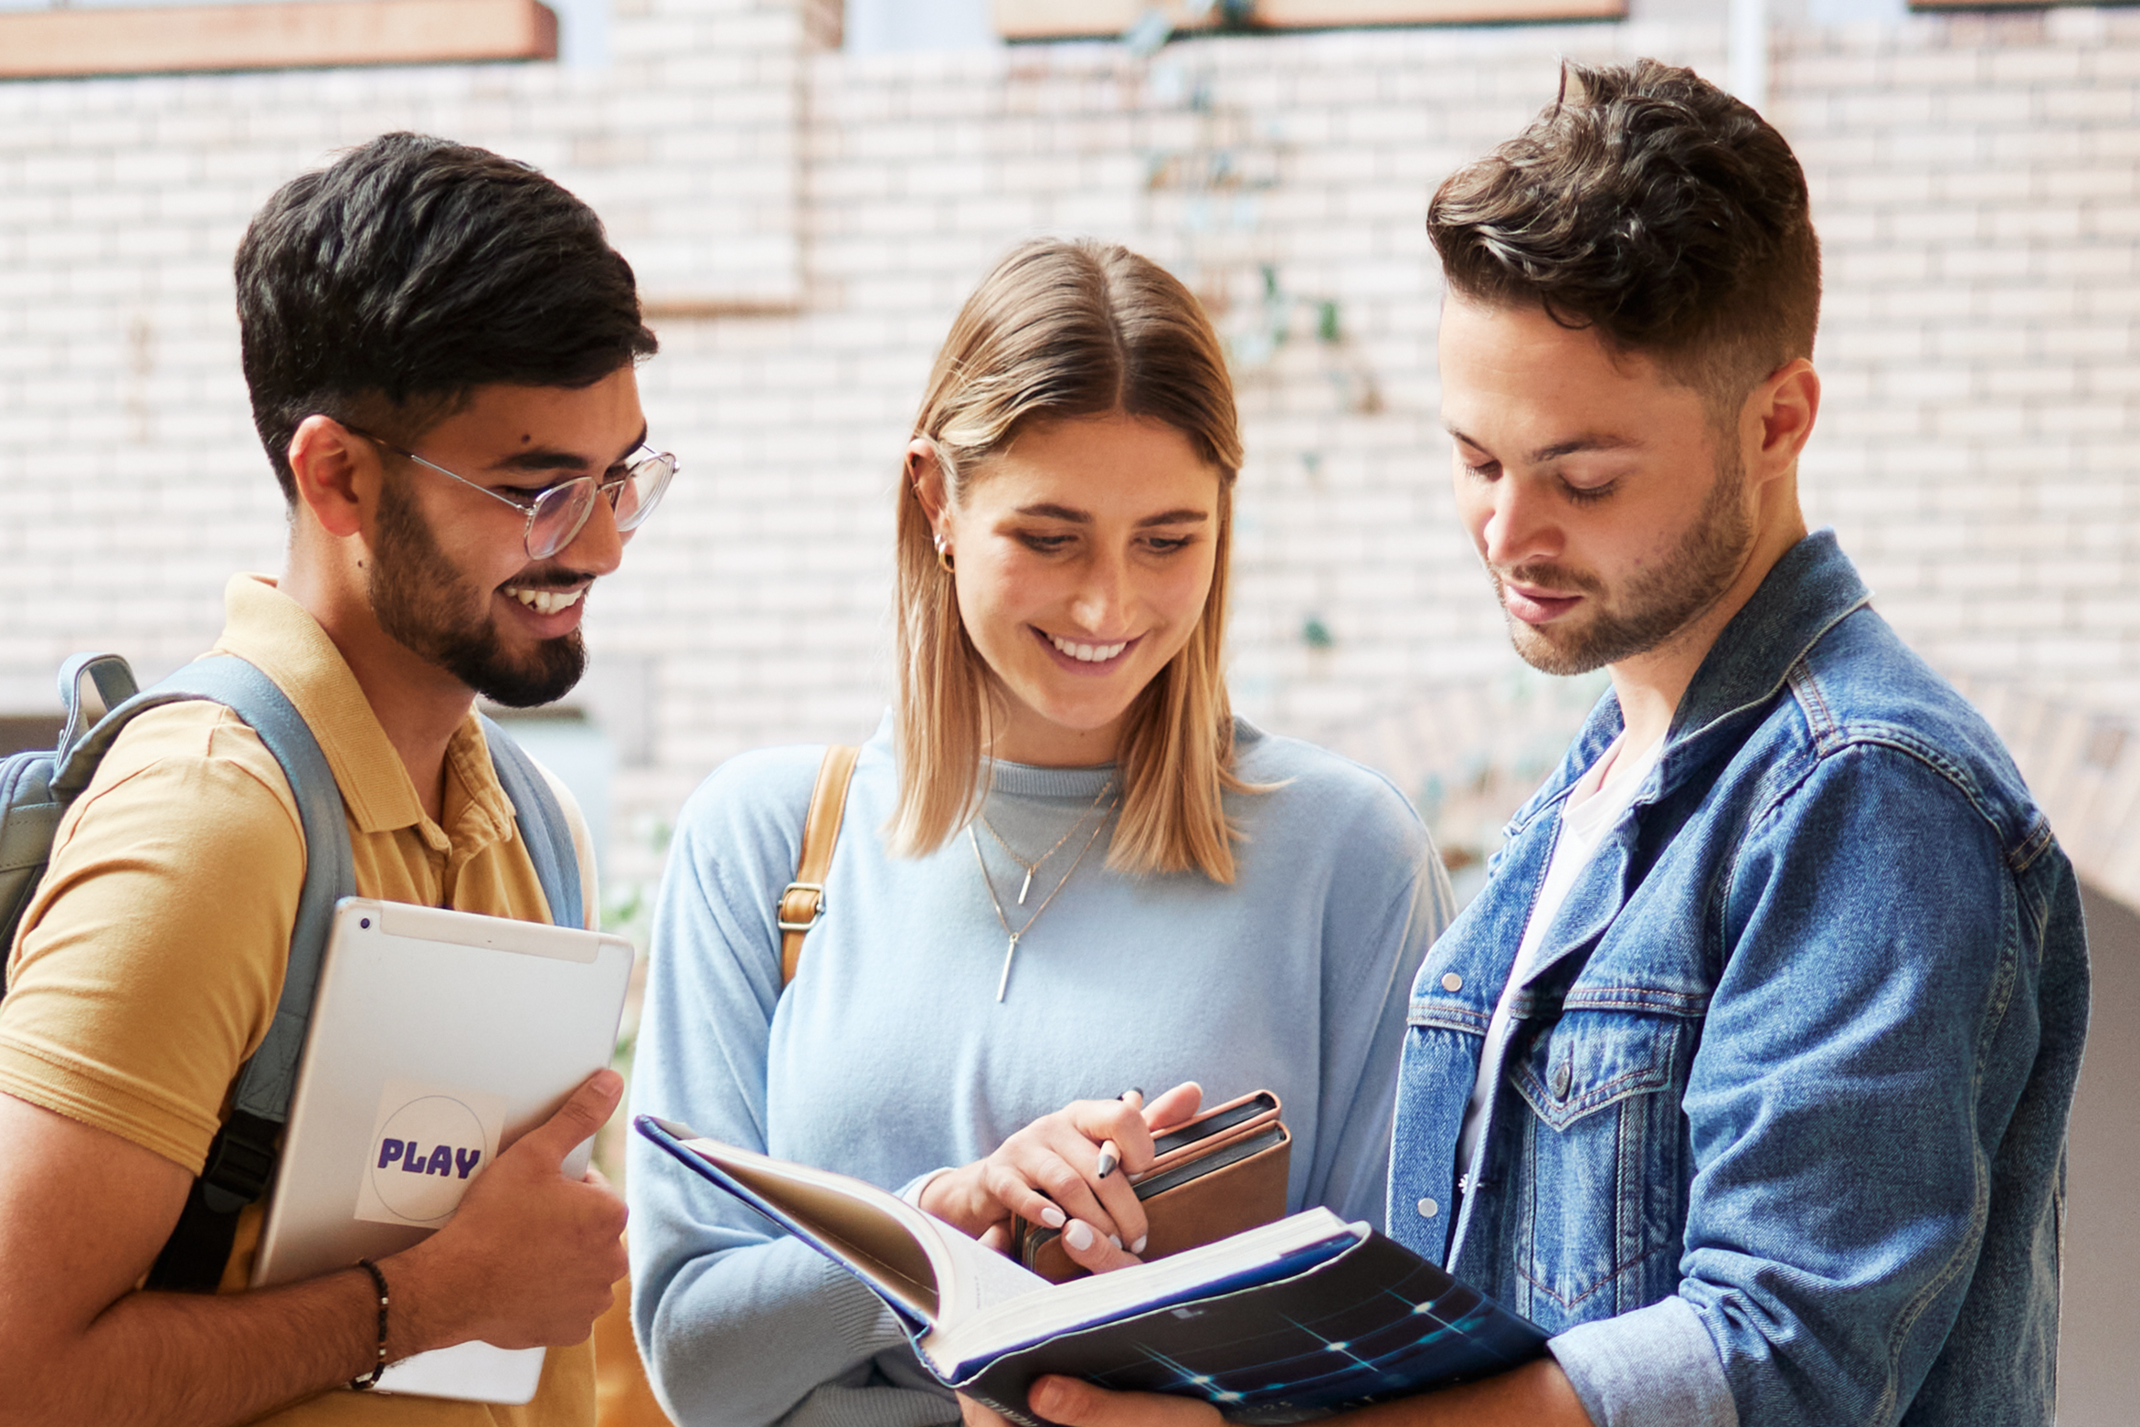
[1552,1061,1572,1097]
[1416,1197,1439,1218]
[1440,972,1463,992]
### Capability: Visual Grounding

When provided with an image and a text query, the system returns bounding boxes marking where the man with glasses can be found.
[0,133,671,1426]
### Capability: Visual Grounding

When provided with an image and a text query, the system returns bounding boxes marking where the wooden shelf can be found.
[1257,0,1625,23]
[993,0,1625,41]
[0,0,557,81]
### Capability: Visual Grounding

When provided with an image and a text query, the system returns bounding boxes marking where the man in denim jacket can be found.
[1009,59,2089,1427]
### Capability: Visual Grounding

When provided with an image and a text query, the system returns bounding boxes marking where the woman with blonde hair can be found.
[628,239,1453,1427]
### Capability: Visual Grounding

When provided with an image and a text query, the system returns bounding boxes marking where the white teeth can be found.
[507,586,585,616]
[1049,633,1128,663]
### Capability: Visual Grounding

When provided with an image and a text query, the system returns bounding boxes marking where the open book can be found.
[637,1116,1546,1425]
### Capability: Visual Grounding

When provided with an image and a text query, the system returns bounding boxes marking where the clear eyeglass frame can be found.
[342,422,678,561]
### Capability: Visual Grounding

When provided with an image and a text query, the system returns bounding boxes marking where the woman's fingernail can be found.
[1108,1233,1123,1249]
[1065,1220,1095,1251]
[1040,1205,1066,1229]
[1131,1235,1147,1255]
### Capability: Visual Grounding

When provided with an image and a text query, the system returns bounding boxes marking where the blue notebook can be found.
[637,1115,1547,1425]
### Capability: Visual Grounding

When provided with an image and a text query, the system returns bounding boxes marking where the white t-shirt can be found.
[1453,729,1666,1190]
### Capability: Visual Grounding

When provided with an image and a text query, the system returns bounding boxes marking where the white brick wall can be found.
[1778,11,2140,727]
[3,4,2138,893]
[11,14,2140,1415]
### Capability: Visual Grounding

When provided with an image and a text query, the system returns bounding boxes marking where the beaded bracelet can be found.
[348,1258,390,1390]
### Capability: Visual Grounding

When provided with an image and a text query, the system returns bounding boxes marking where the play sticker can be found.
[353,1079,510,1228]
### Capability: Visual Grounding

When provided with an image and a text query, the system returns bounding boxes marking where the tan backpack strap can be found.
[777,744,861,988]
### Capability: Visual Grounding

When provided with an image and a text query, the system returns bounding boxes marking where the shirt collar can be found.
[208,574,516,840]
[1669,527,1871,746]
[1519,529,1873,828]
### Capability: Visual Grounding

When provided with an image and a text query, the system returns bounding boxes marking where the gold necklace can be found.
[977,778,1116,904]
[969,792,1118,1002]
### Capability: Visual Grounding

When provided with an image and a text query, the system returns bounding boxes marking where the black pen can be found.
[1095,1087,1144,1179]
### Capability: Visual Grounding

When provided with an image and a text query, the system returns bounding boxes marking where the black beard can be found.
[368,475,587,708]
[1492,447,1752,677]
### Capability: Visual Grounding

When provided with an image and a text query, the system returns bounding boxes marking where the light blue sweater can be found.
[627,716,1453,1427]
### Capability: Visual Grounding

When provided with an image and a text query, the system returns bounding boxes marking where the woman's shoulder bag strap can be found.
[776,744,860,988]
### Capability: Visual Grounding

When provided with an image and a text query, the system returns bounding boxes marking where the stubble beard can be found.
[1493,448,1753,678]
[368,474,588,709]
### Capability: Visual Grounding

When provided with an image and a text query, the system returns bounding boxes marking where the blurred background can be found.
[0,0,2133,1418]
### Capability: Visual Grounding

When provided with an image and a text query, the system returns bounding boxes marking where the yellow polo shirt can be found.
[0,575,597,1426]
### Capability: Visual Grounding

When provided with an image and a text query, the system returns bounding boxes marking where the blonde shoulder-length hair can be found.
[889,238,1256,883]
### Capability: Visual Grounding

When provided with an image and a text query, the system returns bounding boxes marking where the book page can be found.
[716,1157,947,1320]
[922,1209,1361,1373]
[946,1231,1053,1316]
[771,1176,1048,1325]
[664,1128,1047,1327]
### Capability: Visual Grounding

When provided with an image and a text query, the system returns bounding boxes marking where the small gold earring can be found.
[934,532,956,575]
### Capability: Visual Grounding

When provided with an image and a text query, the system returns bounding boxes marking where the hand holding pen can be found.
[919,1081,1201,1268]
[1094,1088,1143,1180]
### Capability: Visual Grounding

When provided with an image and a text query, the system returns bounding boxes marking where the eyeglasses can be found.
[344,423,678,561]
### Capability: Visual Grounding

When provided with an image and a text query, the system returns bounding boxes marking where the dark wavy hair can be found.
[236,132,658,502]
[1429,59,1820,415]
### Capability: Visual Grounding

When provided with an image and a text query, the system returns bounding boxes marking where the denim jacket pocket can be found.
[1503,999,1698,1327]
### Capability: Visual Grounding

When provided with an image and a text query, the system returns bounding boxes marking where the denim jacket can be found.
[1389,531,2089,1427]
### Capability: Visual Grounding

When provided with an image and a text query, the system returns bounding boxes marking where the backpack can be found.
[0,651,584,1291]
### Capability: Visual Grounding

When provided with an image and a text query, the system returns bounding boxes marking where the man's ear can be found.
[287,415,372,540]
[1746,358,1820,483]
[907,437,951,535]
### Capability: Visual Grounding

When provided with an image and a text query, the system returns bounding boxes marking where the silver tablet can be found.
[251,897,634,1403]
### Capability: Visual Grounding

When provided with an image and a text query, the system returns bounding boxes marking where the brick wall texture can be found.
[2,2,2137,889]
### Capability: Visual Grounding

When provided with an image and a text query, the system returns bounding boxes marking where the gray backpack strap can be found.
[136,657,355,1292]
[13,654,351,1018]
[1,656,146,976]
[54,654,142,762]
[150,658,357,1127]
[45,661,168,802]
[19,661,571,1292]
[480,715,583,932]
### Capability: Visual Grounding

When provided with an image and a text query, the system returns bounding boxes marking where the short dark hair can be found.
[1428,59,1820,412]
[236,132,658,501]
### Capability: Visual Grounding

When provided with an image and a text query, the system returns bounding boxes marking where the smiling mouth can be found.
[1042,630,1133,663]
[503,584,587,616]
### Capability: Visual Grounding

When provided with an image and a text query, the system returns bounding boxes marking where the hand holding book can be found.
[974,1353,1594,1427]
[1011,1090,1292,1284]
[959,1377,1220,1427]
[638,1117,1548,1427]
[917,1082,1206,1269]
